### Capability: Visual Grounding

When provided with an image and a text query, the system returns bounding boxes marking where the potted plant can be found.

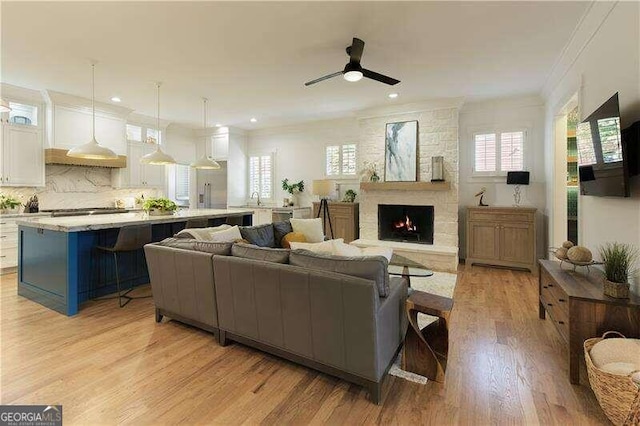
[0,194,22,214]
[342,189,357,203]
[142,197,178,216]
[281,179,305,206]
[599,242,637,299]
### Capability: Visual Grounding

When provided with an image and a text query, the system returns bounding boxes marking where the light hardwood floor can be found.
[0,266,609,425]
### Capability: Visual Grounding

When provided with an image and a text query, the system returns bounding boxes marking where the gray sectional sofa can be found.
[144,237,408,404]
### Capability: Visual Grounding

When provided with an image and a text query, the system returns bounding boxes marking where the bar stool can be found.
[96,225,153,307]
[185,218,209,229]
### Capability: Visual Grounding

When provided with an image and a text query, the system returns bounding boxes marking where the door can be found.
[499,222,534,264]
[3,125,44,186]
[468,221,499,260]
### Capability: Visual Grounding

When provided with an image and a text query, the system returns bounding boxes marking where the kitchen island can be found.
[16,209,253,316]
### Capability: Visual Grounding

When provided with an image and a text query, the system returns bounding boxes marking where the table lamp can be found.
[313,179,334,239]
[507,171,530,207]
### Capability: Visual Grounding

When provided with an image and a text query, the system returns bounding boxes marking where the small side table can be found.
[402,290,453,383]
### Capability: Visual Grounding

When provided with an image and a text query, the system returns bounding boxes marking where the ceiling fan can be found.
[304,37,400,87]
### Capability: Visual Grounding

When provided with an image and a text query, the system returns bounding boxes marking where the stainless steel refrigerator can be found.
[197,161,228,208]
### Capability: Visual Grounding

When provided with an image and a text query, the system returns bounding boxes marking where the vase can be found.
[370,173,380,182]
[603,279,630,299]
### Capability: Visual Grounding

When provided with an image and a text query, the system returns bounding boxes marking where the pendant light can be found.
[140,82,176,165]
[67,63,118,159]
[191,98,221,169]
[0,99,11,112]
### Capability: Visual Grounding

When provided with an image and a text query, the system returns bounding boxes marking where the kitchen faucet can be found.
[250,191,262,206]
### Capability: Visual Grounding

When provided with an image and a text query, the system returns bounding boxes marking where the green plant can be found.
[281,179,305,194]
[0,194,21,210]
[599,242,638,284]
[342,189,357,203]
[142,197,178,212]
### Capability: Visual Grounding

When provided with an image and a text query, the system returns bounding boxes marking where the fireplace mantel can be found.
[360,181,451,191]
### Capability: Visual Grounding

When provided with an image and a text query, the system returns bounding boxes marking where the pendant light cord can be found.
[92,63,96,140]
[156,82,161,147]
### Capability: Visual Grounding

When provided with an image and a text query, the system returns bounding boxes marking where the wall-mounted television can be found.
[577,93,629,197]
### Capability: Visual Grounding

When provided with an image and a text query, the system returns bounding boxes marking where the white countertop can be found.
[16,208,254,232]
[0,212,51,219]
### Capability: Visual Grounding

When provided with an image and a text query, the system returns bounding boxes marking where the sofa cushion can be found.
[175,224,232,240]
[273,220,293,247]
[156,237,233,255]
[289,239,342,255]
[240,223,276,247]
[231,242,290,264]
[289,249,390,297]
[209,225,243,243]
[281,232,307,249]
[290,218,324,243]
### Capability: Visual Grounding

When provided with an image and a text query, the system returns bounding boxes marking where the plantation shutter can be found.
[175,165,190,201]
[500,131,524,171]
[474,133,497,172]
[341,144,357,175]
[326,146,340,176]
[260,155,272,199]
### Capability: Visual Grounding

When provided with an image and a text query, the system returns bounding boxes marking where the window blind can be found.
[175,165,190,201]
[341,144,357,175]
[474,133,497,172]
[326,146,340,176]
[500,131,524,171]
[249,155,273,199]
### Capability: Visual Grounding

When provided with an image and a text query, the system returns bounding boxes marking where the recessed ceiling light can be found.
[250,118,257,123]
[388,93,399,99]
[111,96,121,102]
[215,123,222,127]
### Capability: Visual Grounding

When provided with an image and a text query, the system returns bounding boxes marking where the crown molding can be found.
[45,90,133,119]
[1,83,45,103]
[356,97,465,120]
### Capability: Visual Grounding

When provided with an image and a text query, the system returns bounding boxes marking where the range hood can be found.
[45,148,127,168]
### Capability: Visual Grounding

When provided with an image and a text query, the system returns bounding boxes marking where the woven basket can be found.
[584,331,640,425]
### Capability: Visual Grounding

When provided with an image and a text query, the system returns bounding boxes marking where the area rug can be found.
[388,271,458,385]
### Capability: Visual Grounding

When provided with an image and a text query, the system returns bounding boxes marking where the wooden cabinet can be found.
[312,202,359,243]
[466,206,536,274]
[539,260,640,384]
[112,142,166,189]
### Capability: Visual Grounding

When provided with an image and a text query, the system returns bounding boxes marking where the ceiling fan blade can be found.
[349,38,365,63]
[362,69,400,86]
[304,71,343,86]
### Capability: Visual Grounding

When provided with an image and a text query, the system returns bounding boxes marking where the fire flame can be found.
[394,215,417,232]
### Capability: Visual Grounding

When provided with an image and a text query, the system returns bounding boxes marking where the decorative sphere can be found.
[562,241,575,249]
[555,247,568,260]
[567,246,593,263]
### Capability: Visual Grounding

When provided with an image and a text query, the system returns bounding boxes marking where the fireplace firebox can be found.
[378,204,434,245]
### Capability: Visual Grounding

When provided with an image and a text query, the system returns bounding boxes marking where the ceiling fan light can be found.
[344,70,363,82]
[67,138,118,159]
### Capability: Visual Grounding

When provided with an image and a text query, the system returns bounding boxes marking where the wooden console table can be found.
[538,260,640,384]
[402,291,453,383]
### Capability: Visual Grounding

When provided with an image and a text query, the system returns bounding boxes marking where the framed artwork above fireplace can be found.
[385,120,418,182]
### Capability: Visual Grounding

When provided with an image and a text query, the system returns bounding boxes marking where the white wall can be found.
[247,118,359,206]
[458,95,547,258]
[543,2,640,289]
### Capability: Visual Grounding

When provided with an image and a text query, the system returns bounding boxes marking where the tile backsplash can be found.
[1,165,160,210]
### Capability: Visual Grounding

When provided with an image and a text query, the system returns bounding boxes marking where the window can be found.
[146,128,161,144]
[175,165,190,202]
[126,124,142,141]
[474,131,525,174]
[248,154,273,200]
[9,102,38,126]
[326,144,357,177]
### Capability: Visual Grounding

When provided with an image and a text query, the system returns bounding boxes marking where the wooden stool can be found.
[402,290,453,383]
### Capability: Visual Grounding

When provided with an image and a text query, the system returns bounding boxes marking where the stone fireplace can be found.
[378,204,434,245]
[353,102,460,273]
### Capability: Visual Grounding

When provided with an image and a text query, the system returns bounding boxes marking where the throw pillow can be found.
[289,239,342,255]
[332,240,363,257]
[362,246,394,262]
[240,223,276,247]
[176,224,232,241]
[156,238,233,255]
[273,220,293,247]
[281,232,307,249]
[231,242,290,264]
[209,225,243,243]
[290,218,324,243]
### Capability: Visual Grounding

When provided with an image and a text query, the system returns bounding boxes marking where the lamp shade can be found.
[313,180,333,197]
[67,138,118,159]
[140,146,176,165]
[191,155,220,169]
[506,171,530,185]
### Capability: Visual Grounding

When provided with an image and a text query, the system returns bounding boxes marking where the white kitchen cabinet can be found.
[211,134,229,160]
[0,218,19,271]
[112,142,166,189]
[0,99,45,187]
[252,208,273,226]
